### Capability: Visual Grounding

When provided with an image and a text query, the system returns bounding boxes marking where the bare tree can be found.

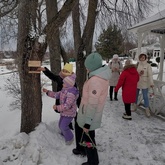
[72,0,98,94]
[17,0,77,134]
[3,0,154,134]
[17,0,40,133]
[71,0,154,94]
[0,3,18,50]
[45,0,62,91]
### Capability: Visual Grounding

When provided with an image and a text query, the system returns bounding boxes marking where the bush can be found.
[5,72,21,110]
[5,72,50,110]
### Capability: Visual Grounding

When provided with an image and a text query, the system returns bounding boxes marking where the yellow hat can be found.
[63,63,73,74]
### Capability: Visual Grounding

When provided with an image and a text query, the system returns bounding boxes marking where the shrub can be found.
[5,72,50,111]
[5,72,21,110]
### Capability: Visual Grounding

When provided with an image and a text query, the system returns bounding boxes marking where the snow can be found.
[38,35,46,44]
[0,62,165,165]
[129,9,165,30]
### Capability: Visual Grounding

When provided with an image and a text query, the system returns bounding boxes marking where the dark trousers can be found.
[74,113,86,152]
[124,103,131,116]
[109,86,118,100]
[82,130,99,165]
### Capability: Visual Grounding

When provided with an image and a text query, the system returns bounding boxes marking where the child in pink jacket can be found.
[77,52,111,165]
[43,74,79,145]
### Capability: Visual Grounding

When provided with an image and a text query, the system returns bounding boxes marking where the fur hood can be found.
[123,64,137,70]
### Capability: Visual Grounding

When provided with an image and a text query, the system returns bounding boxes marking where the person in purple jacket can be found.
[43,74,79,145]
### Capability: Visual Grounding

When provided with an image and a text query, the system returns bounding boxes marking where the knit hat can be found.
[125,59,132,66]
[63,63,73,74]
[84,52,102,72]
[113,54,119,59]
[63,74,76,87]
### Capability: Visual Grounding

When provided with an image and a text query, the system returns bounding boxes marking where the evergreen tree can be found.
[95,24,124,61]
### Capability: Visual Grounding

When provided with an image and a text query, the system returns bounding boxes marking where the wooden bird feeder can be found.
[28,60,41,73]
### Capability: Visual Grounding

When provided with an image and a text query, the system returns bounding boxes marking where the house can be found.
[128,9,165,81]
[129,42,165,61]
[128,9,165,116]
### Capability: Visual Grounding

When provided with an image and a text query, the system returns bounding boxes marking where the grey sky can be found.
[149,0,165,17]
[1,0,165,51]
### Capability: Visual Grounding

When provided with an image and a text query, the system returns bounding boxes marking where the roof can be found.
[129,42,161,52]
[128,9,165,34]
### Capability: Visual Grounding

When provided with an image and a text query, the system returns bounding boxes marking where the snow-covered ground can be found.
[0,62,165,165]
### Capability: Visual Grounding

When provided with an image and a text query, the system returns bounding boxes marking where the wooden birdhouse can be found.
[28,60,41,73]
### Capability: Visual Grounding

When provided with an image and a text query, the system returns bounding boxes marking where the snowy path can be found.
[0,94,165,165]
[97,95,165,165]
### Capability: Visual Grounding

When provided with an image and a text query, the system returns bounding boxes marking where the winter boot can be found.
[114,92,118,101]
[81,162,90,165]
[65,138,74,145]
[122,114,132,120]
[72,148,86,156]
[131,103,137,112]
[109,86,113,101]
[145,108,151,117]
[85,147,99,165]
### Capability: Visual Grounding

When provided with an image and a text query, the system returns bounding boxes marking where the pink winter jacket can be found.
[77,65,111,130]
[47,87,79,117]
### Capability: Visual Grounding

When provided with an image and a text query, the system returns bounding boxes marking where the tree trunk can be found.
[82,0,98,55]
[60,44,69,64]
[72,0,81,56]
[17,0,78,134]
[45,0,61,92]
[43,0,78,91]
[17,0,43,134]
[73,0,98,94]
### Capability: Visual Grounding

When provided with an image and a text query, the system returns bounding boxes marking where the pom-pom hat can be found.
[63,63,73,74]
[63,74,76,87]
[84,52,102,72]
[113,54,119,59]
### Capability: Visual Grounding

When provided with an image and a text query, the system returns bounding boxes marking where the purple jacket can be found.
[47,87,79,117]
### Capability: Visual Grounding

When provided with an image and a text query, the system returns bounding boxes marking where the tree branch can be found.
[43,0,77,38]
[0,0,19,18]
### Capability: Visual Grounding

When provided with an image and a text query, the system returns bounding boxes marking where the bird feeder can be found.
[28,60,41,73]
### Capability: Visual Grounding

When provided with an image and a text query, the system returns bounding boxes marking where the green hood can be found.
[88,65,111,80]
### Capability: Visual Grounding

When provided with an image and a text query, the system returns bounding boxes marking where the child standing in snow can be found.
[77,52,111,165]
[132,53,154,117]
[38,63,86,155]
[115,59,139,120]
[109,54,123,101]
[43,74,79,145]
